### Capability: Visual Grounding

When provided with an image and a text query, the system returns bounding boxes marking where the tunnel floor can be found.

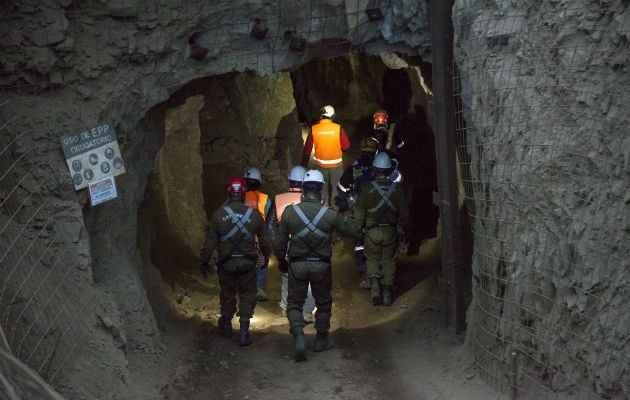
[119,237,504,400]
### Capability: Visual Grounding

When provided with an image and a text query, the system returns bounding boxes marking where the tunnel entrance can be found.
[137,51,448,305]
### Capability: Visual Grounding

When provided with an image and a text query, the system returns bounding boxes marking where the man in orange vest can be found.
[300,105,350,205]
[243,167,273,301]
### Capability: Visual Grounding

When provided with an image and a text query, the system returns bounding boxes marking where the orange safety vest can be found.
[274,191,302,221]
[312,119,343,168]
[245,190,269,220]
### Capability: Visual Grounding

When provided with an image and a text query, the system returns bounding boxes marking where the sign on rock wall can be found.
[59,123,126,190]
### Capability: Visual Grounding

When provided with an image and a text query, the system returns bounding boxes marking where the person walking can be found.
[266,165,316,323]
[275,169,359,362]
[243,166,273,301]
[199,176,270,346]
[335,136,379,289]
[371,109,404,183]
[354,152,409,306]
[300,105,351,205]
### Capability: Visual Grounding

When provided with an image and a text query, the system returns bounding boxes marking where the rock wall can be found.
[454,0,629,397]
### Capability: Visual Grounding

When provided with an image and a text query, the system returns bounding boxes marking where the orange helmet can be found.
[226,176,247,195]
[373,109,388,129]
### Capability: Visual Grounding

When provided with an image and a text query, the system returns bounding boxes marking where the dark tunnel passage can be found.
[135,51,471,328]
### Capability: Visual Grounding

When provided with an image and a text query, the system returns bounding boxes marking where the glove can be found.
[200,262,211,279]
[396,227,408,255]
[396,226,406,243]
[334,195,349,213]
[278,258,289,273]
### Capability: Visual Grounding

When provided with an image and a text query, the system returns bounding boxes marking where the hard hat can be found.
[288,165,306,182]
[303,169,325,184]
[372,152,392,169]
[320,105,335,119]
[373,109,388,129]
[243,167,261,181]
[226,176,247,195]
[360,137,379,152]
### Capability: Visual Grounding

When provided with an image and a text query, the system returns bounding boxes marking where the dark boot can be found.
[239,320,252,346]
[370,277,381,305]
[217,316,233,338]
[314,331,335,353]
[382,285,393,306]
[292,328,307,362]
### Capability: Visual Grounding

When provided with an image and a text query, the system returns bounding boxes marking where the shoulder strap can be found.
[220,206,254,241]
[367,181,397,213]
[293,204,329,239]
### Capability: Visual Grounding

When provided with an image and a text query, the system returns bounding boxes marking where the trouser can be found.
[316,164,344,205]
[257,264,268,290]
[281,273,316,317]
[287,261,332,333]
[218,265,257,320]
[364,226,398,286]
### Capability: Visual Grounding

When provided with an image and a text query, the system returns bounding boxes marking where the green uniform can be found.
[275,197,358,334]
[200,199,270,321]
[354,176,409,286]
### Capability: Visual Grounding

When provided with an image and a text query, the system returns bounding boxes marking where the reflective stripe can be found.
[312,156,343,165]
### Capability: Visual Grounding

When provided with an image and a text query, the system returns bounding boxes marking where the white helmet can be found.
[320,105,335,119]
[243,166,261,181]
[303,169,325,184]
[372,152,392,169]
[288,165,306,182]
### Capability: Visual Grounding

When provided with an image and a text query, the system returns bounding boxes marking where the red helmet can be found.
[226,176,247,195]
[373,109,388,129]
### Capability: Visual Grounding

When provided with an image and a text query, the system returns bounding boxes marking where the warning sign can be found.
[89,176,118,206]
[60,123,126,190]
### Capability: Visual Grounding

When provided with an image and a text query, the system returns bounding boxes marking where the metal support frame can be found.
[430,0,466,333]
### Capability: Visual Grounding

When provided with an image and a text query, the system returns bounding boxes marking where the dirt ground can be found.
[120,235,509,400]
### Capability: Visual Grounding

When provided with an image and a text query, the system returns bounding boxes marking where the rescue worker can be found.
[266,165,316,323]
[275,169,359,362]
[300,105,351,205]
[372,109,405,155]
[354,152,409,306]
[335,136,379,289]
[372,109,403,183]
[243,167,273,301]
[199,176,271,346]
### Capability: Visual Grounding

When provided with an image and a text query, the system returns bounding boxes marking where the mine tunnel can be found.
[135,51,467,324]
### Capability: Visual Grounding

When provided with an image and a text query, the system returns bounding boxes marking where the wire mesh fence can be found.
[0,99,97,399]
[453,1,629,399]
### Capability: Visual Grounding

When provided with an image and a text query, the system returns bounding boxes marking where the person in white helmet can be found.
[275,169,359,362]
[243,166,273,301]
[266,165,316,323]
[354,152,409,307]
[300,105,351,206]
